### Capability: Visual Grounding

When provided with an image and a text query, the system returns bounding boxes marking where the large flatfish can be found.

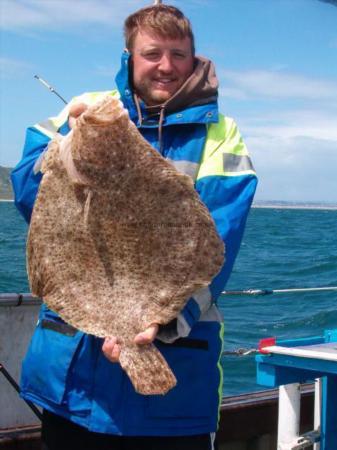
[27,96,224,395]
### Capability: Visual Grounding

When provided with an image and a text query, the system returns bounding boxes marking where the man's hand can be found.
[102,323,159,363]
[68,102,88,129]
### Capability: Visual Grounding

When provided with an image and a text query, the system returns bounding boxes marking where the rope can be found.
[222,348,258,357]
[222,286,337,296]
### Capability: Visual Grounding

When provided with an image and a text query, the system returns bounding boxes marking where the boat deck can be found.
[0,386,315,450]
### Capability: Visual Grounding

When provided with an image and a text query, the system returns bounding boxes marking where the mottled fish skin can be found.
[27,96,225,395]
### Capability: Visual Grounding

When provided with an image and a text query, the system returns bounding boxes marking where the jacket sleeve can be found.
[11,107,71,223]
[156,116,257,342]
[11,90,117,223]
[11,128,50,223]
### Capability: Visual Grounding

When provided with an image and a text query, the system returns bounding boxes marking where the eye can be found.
[142,51,161,61]
[172,51,187,59]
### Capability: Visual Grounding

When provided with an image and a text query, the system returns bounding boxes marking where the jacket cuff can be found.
[156,287,212,343]
[33,148,48,174]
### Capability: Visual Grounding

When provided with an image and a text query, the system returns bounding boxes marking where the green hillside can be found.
[0,166,14,200]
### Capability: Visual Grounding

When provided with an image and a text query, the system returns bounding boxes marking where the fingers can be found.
[69,102,88,118]
[68,102,88,129]
[134,323,159,345]
[102,324,159,363]
[102,336,121,363]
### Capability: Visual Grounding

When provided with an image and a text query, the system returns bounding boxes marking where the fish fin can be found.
[83,189,92,228]
[119,343,177,395]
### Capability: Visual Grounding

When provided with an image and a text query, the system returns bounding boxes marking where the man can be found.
[12,5,257,450]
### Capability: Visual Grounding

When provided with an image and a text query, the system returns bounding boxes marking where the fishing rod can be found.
[35,2,163,103]
[222,286,337,296]
[0,363,43,420]
[34,2,163,102]
[34,74,68,104]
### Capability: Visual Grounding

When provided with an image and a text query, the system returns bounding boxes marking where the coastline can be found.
[253,203,337,211]
[1,198,337,210]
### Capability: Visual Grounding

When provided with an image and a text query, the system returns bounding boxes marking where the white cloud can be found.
[0,57,33,79]
[248,135,337,202]
[93,64,119,78]
[219,87,248,100]
[218,68,337,201]
[240,108,337,143]
[0,0,144,32]
[241,109,337,201]
[219,68,337,101]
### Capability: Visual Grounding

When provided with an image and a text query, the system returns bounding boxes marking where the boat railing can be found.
[1,285,337,307]
[1,286,337,358]
[0,293,42,307]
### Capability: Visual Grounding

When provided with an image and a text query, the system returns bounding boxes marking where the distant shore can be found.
[1,198,337,210]
[253,203,337,210]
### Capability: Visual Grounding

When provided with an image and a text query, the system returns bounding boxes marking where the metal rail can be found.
[0,293,41,307]
[222,286,337,296]
[1,285,337,308]
[1,288,336,358]
[0,293,256,357]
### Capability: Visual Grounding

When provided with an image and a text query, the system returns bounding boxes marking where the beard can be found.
[134,80,180,106]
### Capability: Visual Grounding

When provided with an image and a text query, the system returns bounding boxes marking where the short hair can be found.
[124,4,195,55]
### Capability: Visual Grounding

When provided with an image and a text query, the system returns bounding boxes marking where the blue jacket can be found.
[11,52,257,436]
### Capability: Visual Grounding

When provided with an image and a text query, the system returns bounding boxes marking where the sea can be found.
[1,201,337,396]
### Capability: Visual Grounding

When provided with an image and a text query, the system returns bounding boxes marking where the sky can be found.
[1,0,337,203]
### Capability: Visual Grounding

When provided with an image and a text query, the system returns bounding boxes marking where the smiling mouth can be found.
[153,79,177,86]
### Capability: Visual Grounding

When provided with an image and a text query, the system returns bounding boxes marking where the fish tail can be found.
[119,343,177,395]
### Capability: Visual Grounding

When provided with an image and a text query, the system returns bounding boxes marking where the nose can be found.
[158,53,174,73]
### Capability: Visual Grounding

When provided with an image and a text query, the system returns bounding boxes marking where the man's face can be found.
[131,30,194,106]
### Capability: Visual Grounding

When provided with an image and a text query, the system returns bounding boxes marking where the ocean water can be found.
[1,202,337,396]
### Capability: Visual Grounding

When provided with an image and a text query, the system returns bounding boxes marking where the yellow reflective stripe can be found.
[34,90,118,139]
[35,114,68,139]
[74,90,118,105]
[217,322,225,427]
[196,114,256,180]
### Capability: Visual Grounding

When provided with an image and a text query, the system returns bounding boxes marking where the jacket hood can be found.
[159,56,218,114]
[115,51,219,125]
